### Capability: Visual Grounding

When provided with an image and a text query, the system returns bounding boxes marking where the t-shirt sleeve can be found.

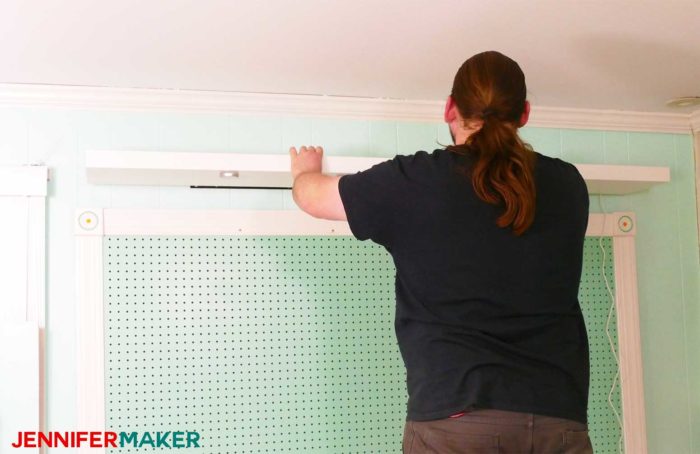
[338,155,414,247]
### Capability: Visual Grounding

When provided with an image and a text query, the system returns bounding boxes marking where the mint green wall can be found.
[0,106,697,453]
[519,127,700,454]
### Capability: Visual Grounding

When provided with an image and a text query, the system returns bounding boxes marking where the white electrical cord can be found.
[598,194,624,454]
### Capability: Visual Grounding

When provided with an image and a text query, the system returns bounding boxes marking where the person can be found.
[289,50,592,454]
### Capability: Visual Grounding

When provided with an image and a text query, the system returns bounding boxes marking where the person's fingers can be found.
[289,147,297,157]
[295,145,324,155]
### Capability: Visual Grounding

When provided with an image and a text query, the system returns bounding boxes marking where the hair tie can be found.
[482,109,495,119]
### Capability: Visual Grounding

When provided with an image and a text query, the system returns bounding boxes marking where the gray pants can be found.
[402,409,593,453]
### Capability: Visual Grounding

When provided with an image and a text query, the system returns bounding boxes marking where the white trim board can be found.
[75,209,647,454]
[0,323,39,454]
[85,150,671,195]
[0,166,48,326]
[0,166,49,197]
[0,83,694,134]
[0,166,48,450]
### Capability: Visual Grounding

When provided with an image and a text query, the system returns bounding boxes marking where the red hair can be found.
[449,51,536,236]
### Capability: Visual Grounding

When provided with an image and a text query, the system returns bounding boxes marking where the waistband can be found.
[448,408,587,428]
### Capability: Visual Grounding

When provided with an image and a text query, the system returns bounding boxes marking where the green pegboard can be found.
[580,237,623,453]
[104,236,622,453]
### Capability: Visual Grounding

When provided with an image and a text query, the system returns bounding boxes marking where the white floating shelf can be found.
[86,150,670,195]
[575,163,670,194]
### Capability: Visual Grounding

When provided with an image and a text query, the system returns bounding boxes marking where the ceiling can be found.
[1,0,699,113]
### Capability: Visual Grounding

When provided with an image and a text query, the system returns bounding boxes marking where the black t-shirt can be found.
[338,148,590,423]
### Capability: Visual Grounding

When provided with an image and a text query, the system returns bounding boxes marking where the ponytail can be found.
[448,51,537,236]
[457,118,536,236]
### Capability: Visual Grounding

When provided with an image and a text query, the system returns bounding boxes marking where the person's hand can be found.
[289,146,323,180]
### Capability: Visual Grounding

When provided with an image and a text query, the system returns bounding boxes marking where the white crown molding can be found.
[528,106,691,134]
[690,110,700,133]
[0,83,443,121]
[0,83,692,134]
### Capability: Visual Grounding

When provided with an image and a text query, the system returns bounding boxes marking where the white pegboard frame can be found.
[74,209,645,453]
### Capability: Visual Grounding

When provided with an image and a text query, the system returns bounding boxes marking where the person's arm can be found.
[289,146,347,221]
